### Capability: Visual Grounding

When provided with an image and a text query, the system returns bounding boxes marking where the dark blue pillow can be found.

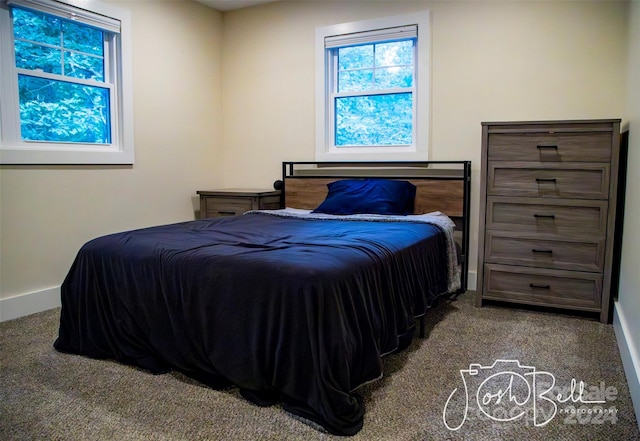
[312,179,416,215]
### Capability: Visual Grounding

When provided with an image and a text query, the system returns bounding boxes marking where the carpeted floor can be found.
[1,292,638,440]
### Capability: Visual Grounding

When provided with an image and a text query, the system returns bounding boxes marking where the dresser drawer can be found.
[488,162,609,199]
[487,133,612,162]
[203,197,253,217]
[484,231,604,271]
[486,197,608,236]
[483,264,601,311]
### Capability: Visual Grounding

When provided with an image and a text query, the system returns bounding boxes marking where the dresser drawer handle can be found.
[529,283,551,290]
[533,214,555,219]
[532,249,553,254]
[218,211,237,216]
[536,145,558,150]
[535,178,557,183]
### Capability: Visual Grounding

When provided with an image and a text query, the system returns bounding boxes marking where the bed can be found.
[54,161,471,436]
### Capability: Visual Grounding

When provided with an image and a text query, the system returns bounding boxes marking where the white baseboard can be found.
[613,301,640,430]
[0,286,61,322]
[467,270,477,291]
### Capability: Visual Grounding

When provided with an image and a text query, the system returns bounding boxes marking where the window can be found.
[0,0,134,164]
[315,12,430,161]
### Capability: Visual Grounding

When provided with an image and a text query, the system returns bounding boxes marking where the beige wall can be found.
[617,0,640,425]
[620,0,640,340]
[220,0,629,279]
[0,0,224,301]
[0,0,632,307]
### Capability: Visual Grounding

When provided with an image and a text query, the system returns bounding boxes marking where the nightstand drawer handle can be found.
[535,178,557,183]
[536,145,558,150]
[533,214,555,219]
[532,249,553,254]
[218,211,236,216]
[529,283,551,290]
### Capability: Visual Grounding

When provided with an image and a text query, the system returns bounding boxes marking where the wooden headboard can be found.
[281,161,472,292]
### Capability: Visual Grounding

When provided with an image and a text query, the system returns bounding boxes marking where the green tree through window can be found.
[335,39,414,146]
[12,7,111,143]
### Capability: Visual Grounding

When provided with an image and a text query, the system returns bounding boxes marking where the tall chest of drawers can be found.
[475,119,622,323]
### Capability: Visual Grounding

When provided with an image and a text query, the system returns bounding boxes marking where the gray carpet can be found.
[1,292,638,440]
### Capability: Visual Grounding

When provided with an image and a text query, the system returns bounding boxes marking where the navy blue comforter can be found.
[54,212,450,435]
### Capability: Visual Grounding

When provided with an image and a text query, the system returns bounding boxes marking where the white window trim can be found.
[315,11,430,162]
[0,0,134,165]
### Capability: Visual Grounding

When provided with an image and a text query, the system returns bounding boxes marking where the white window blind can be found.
[7,0,120,33]
[324,25,417,49]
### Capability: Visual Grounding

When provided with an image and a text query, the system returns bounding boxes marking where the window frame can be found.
[315,11,430,162]
[0,0,134,165]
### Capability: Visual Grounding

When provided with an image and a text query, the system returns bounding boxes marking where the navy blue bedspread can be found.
[54,212,450,435]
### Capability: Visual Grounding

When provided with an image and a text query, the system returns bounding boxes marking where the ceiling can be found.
[196,0,277,11]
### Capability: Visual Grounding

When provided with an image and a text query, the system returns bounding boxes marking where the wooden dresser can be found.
[197,189,282,218]
[476,119,622,323]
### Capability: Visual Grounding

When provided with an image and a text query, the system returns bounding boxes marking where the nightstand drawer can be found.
[487,132,612,162]
[488,162,610,199]
[486,197,608,236]
[483,264,601,311]
[484,231,604,272]
[203,197,253,217]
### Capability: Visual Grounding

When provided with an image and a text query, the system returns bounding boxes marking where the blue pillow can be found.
[312,179,416,215]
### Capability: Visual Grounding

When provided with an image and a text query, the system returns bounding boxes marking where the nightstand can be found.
[197,189,282,219]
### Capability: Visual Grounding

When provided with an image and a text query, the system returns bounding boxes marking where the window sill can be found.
[315,149,428,163]
[0,144,134,165]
